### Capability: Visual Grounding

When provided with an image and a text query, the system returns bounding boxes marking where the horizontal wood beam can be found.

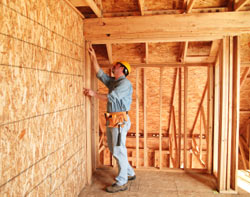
[84,12,250,43]
[100,63,212,68]
[64,0,85,19]
[69,0,88,7]
[234,0,249,11]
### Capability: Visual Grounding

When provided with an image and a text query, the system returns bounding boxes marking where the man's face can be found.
[112,63,123,75]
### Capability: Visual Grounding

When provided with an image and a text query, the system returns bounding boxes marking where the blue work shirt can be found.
[96,69,133,113]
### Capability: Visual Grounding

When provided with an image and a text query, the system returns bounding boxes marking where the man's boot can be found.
[106,183,128,193]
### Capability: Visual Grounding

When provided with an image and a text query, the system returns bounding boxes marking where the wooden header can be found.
[84,11,250,44]
[100,63,213,68]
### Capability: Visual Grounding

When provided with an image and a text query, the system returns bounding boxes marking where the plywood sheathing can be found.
[0,0,86,196]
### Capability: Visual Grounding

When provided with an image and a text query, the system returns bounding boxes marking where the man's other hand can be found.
[83,88,95,97]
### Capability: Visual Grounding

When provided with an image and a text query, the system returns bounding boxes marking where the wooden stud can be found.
[226,37,233,190]
[159,68,163,169]
[85,41,92,185]
[199,111,203,161]
[172,106,178,168]
[234,0,249,11]
[207,65,214,173]
[136,68,140,168]
[145,43,149,64]
[143,69,148,167]
[180,42,188,63]
[231,36,240,190]
[218,37,230,192]
[248,124,250,169]
[178,68,182,168]
[106,44,113,64]
[184,66,188,169]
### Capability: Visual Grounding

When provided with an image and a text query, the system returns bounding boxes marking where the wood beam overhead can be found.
[234,0,249,11]
[100,63,213,68]
[85,0,102,17]
[138,0,145,15]
[69,0,88,7]
[84,12,250,43]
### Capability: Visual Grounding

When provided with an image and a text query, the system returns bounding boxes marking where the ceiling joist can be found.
[138,0,145,15]
[84,12,250,43]
[234,0,249,11]
[85,0,102,17]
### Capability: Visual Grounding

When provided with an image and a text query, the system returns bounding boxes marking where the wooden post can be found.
[91,62,99,171]
[184,66,188,169]
[136,68,140,168]
[207,65,214,173]
[178,68,182,168]
[85,41,92,184]
[213,49,220,177]
[231,36,240,191]
[218,37,229,192]
[159,68,163,169]
[143,69,148,167]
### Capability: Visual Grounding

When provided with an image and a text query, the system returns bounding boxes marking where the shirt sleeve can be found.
[96,69,112,88]
[107,80,132,103]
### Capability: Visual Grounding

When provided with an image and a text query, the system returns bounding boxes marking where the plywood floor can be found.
[79,166,249,197]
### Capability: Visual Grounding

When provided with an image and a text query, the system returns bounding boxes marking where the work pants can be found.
[106,115,135,186]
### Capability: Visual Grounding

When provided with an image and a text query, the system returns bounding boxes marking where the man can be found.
[83,45,136,193]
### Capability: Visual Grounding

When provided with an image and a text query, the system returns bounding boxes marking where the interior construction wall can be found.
[0,0,86,196]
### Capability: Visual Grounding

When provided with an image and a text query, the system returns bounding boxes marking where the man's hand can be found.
[83,88,95,97]
[88,45,97,62]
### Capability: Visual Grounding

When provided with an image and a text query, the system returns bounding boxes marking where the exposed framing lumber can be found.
[145,43,149,64]
[231,36,240,190]
[218,38,229,192]
[84,12,250,43]
[159,68,163,169]
[143,69,148,167]
[248,124,250,169]
[187,0,196,13]
[234,0,249,11]
[207,66,214,173]
[85,42,92,184]
[240,67,250,87]
[63,0,85,19]
[138,0,145,15]
[85,0,102,17]
[184,66,188,169]
[213,49,220,177]
[100,63,212,68]
[226,37,233,190]
[106,44,113,64]
[190,82,208,135]
[69,0,88,7]
[179,42,188,63]
[209,40,221,57]
[239,137,248,170]
[172,106,178,167]
[178,68,182,168]
[136,68,140,168]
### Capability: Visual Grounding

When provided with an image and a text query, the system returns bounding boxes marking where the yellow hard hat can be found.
[118,61,131,76]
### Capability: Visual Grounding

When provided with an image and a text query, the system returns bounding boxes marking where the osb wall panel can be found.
[240,34,250,63]
[193,0,228,8]
[187,41,212,56]
[102,0,139,13]
[145,0,182,10]
[149,43,180,63]
[0,0,86,196]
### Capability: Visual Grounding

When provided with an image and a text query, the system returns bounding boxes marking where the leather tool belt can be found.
[104,111,128,128]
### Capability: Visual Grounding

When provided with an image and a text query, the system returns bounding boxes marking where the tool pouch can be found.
[105,112,128,128]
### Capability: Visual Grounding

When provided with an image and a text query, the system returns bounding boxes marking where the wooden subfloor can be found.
[79,166,249,197]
